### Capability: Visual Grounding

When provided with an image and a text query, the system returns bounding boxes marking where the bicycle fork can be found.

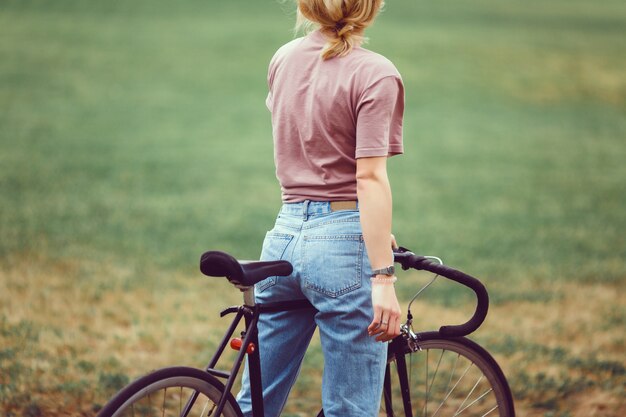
[382,326,422,417]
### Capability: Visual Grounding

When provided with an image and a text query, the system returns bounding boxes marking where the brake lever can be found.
[400,323,422,352]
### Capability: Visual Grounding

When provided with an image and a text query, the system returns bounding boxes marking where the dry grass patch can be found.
[1,260,624,416]
[482,280,625,416]
[0,256,242,416]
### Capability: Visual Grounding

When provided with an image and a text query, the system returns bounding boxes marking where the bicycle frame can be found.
[187,248,491,417]
[188,288,316,417]
[191,300,428,417]
[190,293,419,417]
[96,248,513,417]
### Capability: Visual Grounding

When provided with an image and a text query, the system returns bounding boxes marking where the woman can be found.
[237,1,404,416]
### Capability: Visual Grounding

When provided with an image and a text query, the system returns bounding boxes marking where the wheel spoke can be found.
[429,361,473,417]
[454,388,493,416]
[431,352,461,417]
[199,398,208,417]
[481,404,499,417]
[162,387,167,417]
[207,400,217,417]
[423,349,445,417]
[454,374,483,414]
[444,353,460,397]
[428,349,445,398]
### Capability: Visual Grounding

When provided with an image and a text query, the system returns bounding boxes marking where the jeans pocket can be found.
[303,234,364,298]
[256,231,294,293]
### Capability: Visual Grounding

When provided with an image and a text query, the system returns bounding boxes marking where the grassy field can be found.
[1,0,625,416]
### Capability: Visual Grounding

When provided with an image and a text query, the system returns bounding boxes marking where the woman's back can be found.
[267,30,404,202]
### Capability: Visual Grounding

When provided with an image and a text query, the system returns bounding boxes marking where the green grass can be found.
[1,0,625,416]
[2,0,624,280]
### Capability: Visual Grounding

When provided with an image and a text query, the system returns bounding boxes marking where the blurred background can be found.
[1,0,624,416]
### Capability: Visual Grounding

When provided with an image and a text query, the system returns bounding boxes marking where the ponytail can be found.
[296,0,384,60]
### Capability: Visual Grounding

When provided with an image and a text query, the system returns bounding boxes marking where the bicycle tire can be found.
[97,366,243,417]
[383,334,515,417]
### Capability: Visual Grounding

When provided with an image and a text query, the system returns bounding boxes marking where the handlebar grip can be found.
[394,248,489,337]
[422,262,489,337]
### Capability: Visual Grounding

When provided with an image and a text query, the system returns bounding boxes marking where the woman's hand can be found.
[368,280,402,342]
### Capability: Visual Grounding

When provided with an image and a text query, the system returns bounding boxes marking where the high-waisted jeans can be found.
[236,201,387,417]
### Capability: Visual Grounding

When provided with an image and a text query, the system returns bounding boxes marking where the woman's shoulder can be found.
[351,47,401,79]
[269,36,306,67]
[277,36,306,55]
[345,47,402,92]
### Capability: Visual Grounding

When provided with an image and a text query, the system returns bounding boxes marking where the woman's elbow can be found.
[356,156,388,182]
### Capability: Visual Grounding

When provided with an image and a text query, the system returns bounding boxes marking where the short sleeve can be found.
[355,76,405,159]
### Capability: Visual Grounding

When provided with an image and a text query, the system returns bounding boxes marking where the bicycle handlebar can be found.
[393,247,489,338]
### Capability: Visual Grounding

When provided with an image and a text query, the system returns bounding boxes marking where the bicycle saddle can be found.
[199,250,293,287]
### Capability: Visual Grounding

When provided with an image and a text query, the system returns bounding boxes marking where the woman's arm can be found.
[356,156,402,342]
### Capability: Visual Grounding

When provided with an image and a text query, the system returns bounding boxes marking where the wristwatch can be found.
[371,265,395,277]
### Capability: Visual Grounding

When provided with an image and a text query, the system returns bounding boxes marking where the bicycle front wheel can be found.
[97,366,243,417]
[382,334,515,417]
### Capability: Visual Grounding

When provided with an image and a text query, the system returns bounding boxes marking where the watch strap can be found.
[371,265,395,277]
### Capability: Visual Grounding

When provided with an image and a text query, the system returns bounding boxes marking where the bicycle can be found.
[97,246,515,417]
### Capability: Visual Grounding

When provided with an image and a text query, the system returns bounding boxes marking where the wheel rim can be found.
[383,339,511,417]
[111,376,238,417]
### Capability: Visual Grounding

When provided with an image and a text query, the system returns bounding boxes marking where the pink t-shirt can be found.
[267,30,404,203]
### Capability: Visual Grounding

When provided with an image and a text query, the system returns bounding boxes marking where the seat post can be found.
[243,286,255,306]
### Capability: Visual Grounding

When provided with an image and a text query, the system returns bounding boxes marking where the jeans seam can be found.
[275,221,302,231]
[303,218,360,230]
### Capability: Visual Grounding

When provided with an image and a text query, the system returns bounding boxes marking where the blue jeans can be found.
[236,201,387,417]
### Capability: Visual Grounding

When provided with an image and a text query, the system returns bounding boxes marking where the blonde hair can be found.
[296,0,384,60]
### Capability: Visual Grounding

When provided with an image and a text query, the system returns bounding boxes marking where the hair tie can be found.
[335,23,354,38]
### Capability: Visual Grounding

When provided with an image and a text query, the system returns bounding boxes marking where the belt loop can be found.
[302,200,310,221]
